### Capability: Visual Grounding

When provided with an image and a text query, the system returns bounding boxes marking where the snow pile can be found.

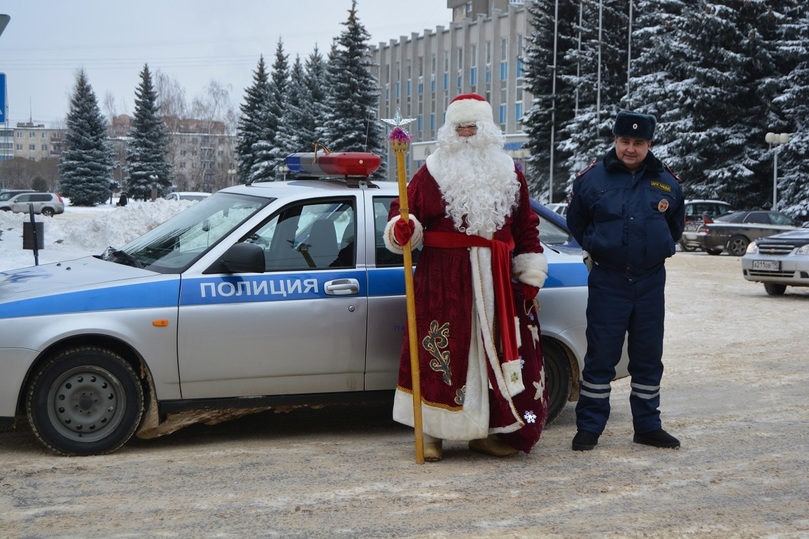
[0,199,192,271]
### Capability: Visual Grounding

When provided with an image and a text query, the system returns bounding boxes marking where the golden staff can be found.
[382,111,423,464]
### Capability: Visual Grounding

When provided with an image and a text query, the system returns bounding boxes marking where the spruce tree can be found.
[556,0,629,182]
[304,45,330,149]
[522,0,580,201]
[126,64,172,200]
[265,39,290,179]
[321,0,385,177]
[236,56,270,183]
[277,56,316,157]
[58,70,115,206]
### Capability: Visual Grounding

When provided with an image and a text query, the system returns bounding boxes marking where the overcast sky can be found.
[0,0,452,127]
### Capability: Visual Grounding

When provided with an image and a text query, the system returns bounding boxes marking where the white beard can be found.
[426,121,519,239]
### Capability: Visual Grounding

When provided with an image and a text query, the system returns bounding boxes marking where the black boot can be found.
[572,430,600,451]
[633,429,680,449]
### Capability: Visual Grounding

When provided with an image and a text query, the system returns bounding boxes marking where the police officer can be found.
[566,110,685,451]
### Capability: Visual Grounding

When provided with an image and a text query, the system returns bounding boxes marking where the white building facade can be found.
[371,0,533,181]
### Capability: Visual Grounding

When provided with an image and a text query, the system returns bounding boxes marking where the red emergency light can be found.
[285,151,381,178]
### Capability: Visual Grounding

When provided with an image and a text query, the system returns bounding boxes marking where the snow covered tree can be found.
[320,0,385,177]
[236,56,270,183]
[126,64,172,200]
[522,0,581,201]
[304,45,330,147]
[764,2,808,220]
[265,39,290,179]
[277,56,316,158]
[58,69,115,206]
[628,0,700,177]
[555,0,630,184]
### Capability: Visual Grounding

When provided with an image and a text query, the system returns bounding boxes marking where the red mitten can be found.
[393,217,415,246]
[520,283,540,300]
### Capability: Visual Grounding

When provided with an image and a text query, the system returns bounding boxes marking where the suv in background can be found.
[0,189,36,202]
[679,199,732,251]
[0,192,65,217]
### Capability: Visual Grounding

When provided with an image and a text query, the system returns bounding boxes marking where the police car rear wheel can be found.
[543,339,572,424]
[26,347,144,456]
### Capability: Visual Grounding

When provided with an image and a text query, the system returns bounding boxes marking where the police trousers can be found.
[575,263,666,435]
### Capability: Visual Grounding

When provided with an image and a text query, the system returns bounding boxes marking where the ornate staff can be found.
[381,110,423,464]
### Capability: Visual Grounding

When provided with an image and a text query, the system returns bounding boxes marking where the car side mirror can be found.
[221,243,265,273]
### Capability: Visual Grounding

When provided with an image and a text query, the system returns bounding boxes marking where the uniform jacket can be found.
[567,148,685,275]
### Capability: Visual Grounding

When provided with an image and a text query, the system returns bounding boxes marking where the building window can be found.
[41,144,48,151]
[500,61,508,80]
[470,67,477,86]
[29,132,36,138]
[515,102,523,124]
[499,104,507,126]
[29,144,36,150]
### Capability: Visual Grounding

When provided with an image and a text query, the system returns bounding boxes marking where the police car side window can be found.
[248,199,356,271]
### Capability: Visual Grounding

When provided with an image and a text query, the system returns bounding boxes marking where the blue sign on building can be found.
[0,73,6,123]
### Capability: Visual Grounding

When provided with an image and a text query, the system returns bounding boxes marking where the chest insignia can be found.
[650,180,672,193]
[658,199,670,212]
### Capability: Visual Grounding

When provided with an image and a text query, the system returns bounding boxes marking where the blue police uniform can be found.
[567,147,684,438]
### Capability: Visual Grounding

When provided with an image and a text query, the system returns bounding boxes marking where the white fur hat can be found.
[445,93,494,126]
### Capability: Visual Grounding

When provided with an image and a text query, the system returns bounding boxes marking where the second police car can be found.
[0,153,628,455]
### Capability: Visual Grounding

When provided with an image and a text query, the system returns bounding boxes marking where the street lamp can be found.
[765,132,791,210]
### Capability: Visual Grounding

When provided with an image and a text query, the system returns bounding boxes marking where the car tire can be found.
[764,283,787,296]
[706,248,722,255]
[543,338,572,424]
[41,207,55,217]
[26,347,144,456]
[727,235,750,256]
[679,238,696,252]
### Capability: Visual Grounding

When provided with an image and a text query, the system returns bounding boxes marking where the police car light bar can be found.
[285,151,381,178]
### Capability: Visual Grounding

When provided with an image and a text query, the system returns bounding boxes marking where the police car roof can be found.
[220,179,399,199]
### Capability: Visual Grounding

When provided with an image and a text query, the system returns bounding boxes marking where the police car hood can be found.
[0,256,164,310]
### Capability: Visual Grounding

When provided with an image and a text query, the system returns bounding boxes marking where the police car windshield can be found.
[111,193,270,273]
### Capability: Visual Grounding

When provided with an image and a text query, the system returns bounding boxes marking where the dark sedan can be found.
[697,210,798,256]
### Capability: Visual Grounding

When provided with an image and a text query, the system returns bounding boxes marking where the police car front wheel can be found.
[26,347,144,456]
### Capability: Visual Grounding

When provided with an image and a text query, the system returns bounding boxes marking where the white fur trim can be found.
[445,98,494,126]
[513,252,548,288]
[383,214,423,254]
[501,360,525,397]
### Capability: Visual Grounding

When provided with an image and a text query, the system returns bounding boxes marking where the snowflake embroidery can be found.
[524,410,537,424]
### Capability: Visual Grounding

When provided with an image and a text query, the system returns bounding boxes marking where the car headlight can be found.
[797,244,809,255]
[746,242,758,254]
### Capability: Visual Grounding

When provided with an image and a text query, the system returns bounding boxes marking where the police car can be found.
[0,153,627,455]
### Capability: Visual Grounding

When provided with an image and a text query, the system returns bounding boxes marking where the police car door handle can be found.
[324,278,360,296]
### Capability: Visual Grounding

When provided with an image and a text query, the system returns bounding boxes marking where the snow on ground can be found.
[0,199,191,271]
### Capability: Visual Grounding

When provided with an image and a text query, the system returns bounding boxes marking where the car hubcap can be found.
[47,366,126,442]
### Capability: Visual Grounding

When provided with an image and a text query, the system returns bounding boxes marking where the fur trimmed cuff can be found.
[513,252,548,288]
[501,360,525,397]
[383,214,423,254]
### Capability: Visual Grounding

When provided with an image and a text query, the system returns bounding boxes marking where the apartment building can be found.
[371,0,533,181]
[11,122,64,161]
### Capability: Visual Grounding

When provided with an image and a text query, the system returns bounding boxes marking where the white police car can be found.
[0,154,627,455]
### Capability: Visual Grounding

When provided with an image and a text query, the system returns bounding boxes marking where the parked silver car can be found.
[0,176,628,455]
[0,191,65,216]
[742,228,809,295]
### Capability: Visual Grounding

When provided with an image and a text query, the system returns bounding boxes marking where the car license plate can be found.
[752,260,780,271]
[685,222,701,231]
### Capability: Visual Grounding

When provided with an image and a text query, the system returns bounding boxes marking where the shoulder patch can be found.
[576,159,598,177]
[663,162,682,183]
